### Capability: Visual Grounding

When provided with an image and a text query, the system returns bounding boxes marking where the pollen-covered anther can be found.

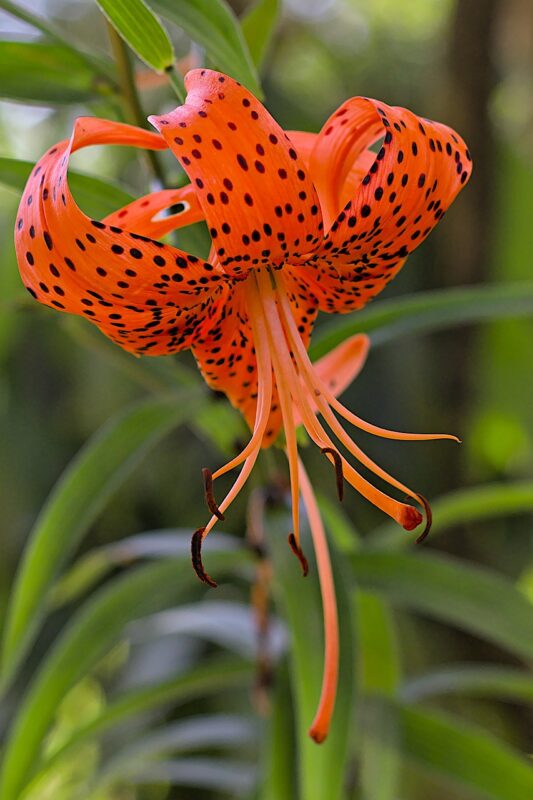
[414,493,432,544]
[202,467,225,520]
[320,446,344,501]
[288,533,309,577]
[400,505,424,532]
[191,527,218,588]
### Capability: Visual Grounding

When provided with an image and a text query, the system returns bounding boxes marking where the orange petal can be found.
[289,98,472,313]
[15,117,229,356]
[104,184,204,240]
[149,69,324,278]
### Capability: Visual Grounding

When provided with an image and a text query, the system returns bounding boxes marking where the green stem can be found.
[166,65,187,104]
[107,23,167,187]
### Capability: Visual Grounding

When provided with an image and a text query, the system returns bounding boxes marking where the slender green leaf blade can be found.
[151,0,262,97]
[0,555,244,800]
[356,591,400,800]
[269,510,355,800]
[310,283,533,359]
[371,481,533,549]
[95,0,174,72]
[402,664,533,704]
[350,551,533,661]
[28,659,251,795]
[0,157,134,219]
[0,41,109,104]
[1,393,202,682]
[241,0,280,68]
[398,702,533,800]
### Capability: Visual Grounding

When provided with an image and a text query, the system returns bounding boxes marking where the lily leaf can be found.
[350,551,533,662]
[1,393,203,686]
[241,0,280,69]
[0,41,111,105]
[310,282,533,359]
[150,0,263,98]
[95,0,174,72]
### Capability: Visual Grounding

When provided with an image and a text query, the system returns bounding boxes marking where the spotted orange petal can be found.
[289,98,472,313]
[15,117,229,355]
[104,184,204,240]
[149,69,324,279]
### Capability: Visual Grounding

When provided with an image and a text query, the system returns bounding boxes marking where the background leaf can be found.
[150,0,262,97]
[241,0,280,69]
[1,393,203,684]
[0,41,111,104]
[95,0,174,72]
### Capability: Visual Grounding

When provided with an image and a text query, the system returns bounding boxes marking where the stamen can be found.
[414,493,432,544]
[321,447,344,501]
[288,532,309,576]
[298,458,339,744]
[191,528,218,588]
[202,467,225,520]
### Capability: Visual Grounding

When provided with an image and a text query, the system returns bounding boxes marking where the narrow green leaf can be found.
[0,552,247,800]
[310,283,533,359]
[269,510,355,800]
[95,0,174,72]
[0,157,134,219]
[27,659,251,796]
[0,41,111,104]
[356,592,400,800]
[401,664,533,704]
[350,551,533,661]
[397,702,533,800]
[0,0,115,81]
[1,393,202,684]
[371,481,533,550]
[259,664,296,800]
[241,0,280,68]
[91,715,257,794]
[151,0,263,98]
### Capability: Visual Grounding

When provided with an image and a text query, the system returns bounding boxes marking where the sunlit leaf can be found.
[150,0,262,98]
[1,393,203,685]
[95,0,174,72]
[0,41,111,105]
[241,0,280,68]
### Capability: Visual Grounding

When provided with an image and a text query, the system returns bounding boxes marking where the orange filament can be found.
[298,458,339,744]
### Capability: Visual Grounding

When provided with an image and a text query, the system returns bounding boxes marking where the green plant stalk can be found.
[107,22,167,187]
[166,65,187,103]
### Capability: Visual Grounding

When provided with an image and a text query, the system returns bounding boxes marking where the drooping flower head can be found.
[15,69,471,743]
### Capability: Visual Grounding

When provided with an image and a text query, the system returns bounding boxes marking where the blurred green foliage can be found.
[0,1,532,799]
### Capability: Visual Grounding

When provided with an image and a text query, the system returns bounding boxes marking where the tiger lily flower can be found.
[15,69,471,743]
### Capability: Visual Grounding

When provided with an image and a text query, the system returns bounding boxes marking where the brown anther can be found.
[321,447,344,501]
[414,493,432,544]
[288,533,309,577]
[191,527,218,588]
[202,467,225,520]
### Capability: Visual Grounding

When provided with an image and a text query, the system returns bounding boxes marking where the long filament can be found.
[298,457,339,744]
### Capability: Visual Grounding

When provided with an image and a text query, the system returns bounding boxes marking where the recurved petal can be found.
[149,69,324,278]
[291,98,472,314]
[15,117,228,355]
[104,184,204,240]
